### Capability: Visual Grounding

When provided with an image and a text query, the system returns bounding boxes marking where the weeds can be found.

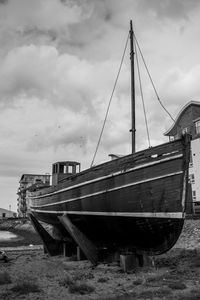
[167,281,187,290]
[58,274,74,287]
[98,277,109,283]
[73,271,94,281]
[68,281,95,294]
[138,290,154,299]
[132,278,143,285]
[58,272,95,295]
[155,287,172,296]
[0,271,12,285]
[10,282,41,295]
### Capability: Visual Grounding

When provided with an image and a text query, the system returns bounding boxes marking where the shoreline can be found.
[0,218,42,248]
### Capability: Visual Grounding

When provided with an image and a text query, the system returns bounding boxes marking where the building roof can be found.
[164,101,200,136]
[0,208,16,214]
[53,161,80,165]
[19,173,50,182]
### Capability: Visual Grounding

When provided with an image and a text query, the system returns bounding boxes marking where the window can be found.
[182,127,188,135]
[189,150,193,167]
[192,190,196,201]
[195,120,200,134]
[35,179,42,183]
[68,165,73,173]
[189,174,195,184]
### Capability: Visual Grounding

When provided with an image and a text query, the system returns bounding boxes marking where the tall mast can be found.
[130,20,135,153]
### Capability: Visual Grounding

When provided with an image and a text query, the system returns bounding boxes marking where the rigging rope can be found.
[135,42,151,148]
[90,33,130,167]
[90,30,177,168]
[134,35,176,124]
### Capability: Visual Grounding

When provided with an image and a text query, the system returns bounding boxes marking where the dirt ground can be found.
[1,219,200,299]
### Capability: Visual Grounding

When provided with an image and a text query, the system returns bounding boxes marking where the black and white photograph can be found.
[0,1,200,299]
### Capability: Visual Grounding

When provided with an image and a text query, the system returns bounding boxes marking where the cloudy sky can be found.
[0,0,200,212]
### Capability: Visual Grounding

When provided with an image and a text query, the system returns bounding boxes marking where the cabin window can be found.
[195,120,200,134]
[64,165,68,173]
[68,165,73,173]
[53,164,58,173]
[192,190,196,201]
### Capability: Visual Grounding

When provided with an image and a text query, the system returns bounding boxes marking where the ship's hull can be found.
[29,137,190,255]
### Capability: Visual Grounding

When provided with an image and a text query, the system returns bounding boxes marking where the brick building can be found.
[17,174,50,217]
[165,101,200,213]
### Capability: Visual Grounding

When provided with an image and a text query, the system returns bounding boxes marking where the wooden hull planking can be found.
[29,137,190,255]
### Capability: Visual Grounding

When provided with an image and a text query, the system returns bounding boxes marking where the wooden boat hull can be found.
[29,137,190,255]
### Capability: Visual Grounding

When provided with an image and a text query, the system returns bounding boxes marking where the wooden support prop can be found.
[58,214,98,266]
[77,247,86,261]
[28,213,62,256]
[120,251,152,272]
[120,254,139,272]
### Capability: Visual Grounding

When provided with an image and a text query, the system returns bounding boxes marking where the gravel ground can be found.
[1,218,200,299]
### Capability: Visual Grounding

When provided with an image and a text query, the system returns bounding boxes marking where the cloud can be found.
[0,0,84,31]
[1,0,200,212]
[137,0,200,20]
[0,41,131,115]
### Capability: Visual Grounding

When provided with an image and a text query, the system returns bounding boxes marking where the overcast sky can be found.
[0,0,200,212]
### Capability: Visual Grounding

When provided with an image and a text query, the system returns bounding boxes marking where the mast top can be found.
[129,19,135,154]
[130,20,133,31]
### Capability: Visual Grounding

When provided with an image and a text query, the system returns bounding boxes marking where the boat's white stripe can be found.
[30,171,183,208]
[29,210,184,219]
[30,153,183,200]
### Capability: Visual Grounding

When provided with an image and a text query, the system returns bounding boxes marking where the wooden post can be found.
[120,251,152,272]
[58,214,98,266]
[77,247,85,261]
[28,213,62,256]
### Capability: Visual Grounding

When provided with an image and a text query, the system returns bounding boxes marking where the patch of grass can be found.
[10,281,41,295]
[145,273,184,288]
[138,290,154,299]
[167,281,186,290]
[145,274,166,287]
[176,289,200,300]
[155,287,172,296]
[189,257,200,268]
[99,294,137,300]
[98,277,109,283]
[73,271,94,281]
[68,282,95,295]
[0,271,12,285]
[58,274,74,287]
[132,278,143,285]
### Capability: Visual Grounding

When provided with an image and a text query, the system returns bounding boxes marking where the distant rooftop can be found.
[19,173,50,182]
[164,101,200,136]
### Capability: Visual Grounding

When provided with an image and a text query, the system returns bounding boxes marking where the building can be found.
[17,174,50,217]
[165,101,200,214]
[0,208,17,219]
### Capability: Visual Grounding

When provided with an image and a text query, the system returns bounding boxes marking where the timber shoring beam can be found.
[28,213,62,256]
[58,214,98,266]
